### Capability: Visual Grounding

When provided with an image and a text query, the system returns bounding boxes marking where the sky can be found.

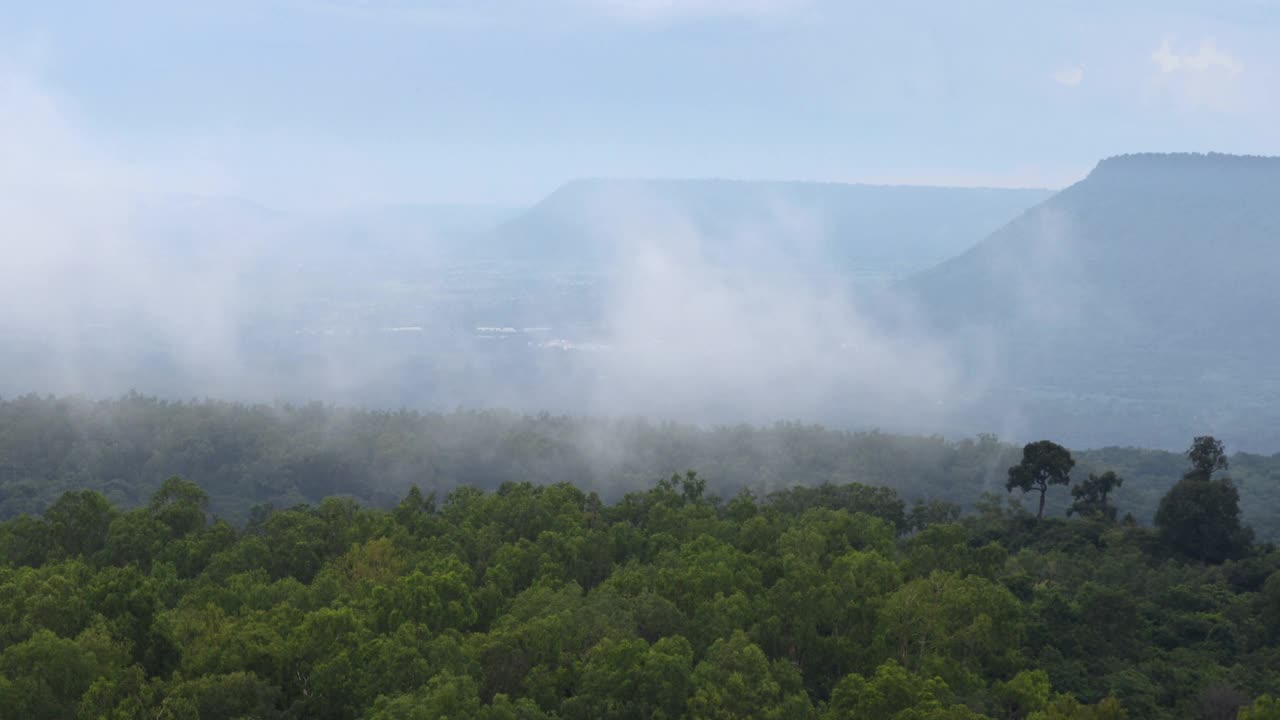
[3,0,1279,208]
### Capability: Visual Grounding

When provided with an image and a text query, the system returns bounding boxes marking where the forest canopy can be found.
[1,396,1279,716]
[1,464,1278,718]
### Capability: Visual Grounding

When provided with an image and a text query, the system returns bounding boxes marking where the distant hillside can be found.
[897,152,1280,450]
[485,178,1054,285]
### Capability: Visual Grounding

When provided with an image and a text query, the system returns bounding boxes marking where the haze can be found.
[3,0,1280,450]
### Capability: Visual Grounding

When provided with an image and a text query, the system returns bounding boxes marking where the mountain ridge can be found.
[486,177,1057,282]
[895,151,1280,450]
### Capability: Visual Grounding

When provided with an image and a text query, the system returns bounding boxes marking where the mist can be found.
[0,64,1027,446]
[0,85,274,400]
[6,5,1280,717]
[569,184,975,430]
[10,61,1265,454]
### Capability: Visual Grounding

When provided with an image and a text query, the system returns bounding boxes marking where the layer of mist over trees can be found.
[3,394,1280,541]
[1,433,1277,718]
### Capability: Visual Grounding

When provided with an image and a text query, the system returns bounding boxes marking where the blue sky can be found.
[3,0,1278,208]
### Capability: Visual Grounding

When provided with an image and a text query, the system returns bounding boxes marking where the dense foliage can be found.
[1,458,1279,718]
[3,394,1280,541]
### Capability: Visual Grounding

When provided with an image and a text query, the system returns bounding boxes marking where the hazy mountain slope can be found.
[486,178,1054,285]
[897,153,1280,449]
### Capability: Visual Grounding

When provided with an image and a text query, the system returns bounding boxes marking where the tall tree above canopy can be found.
[1006,441,1075,520]
[1156,436,1252,563]
[1186,435,1229,481]
[1068,471,1124,521]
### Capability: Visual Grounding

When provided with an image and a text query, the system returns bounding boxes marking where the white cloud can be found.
[1152,37,1244,75]
[1052,65,1084,87]
[1148,37,1247,110]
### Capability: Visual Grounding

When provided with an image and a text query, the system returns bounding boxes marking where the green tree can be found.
[824,661,983,719]
[76,664,154,720]
[909,500,963,532]
[393,486,436,531]
[149,477,209,539]
[902,524,1007,580]
[1261,571,1280,643]
[370,560,477,633]
[365,672,484,719]
[44,490,117,559]
[1028,695,1127,719]
[1068,472,1123,521]
[1186,435,1229,481]
[1006,441,1075,520]
[561,635,693,720]
[0,627,126,720]
[1239,696,1280,720]
[686,631,813,720]
[993,669,1052,719]
[0,514,52,566]
[1155,437,1252,563]
[680,471,707,505]
[104,509,169,569]
[158,671,282,720]
[879,571,1023,684]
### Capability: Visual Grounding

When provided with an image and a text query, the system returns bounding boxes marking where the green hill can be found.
[898,153,1280,450]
